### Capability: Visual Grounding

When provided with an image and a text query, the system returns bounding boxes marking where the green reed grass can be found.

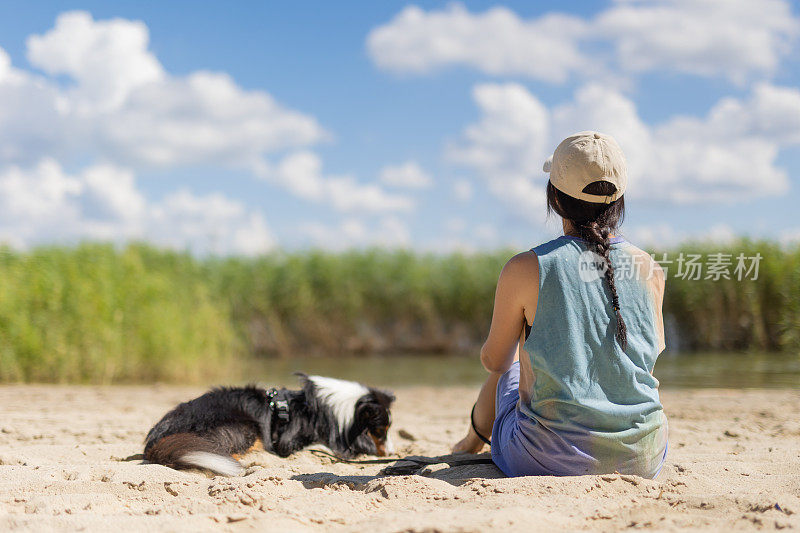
[0,243,236,383]
[655,240,800,352]
[0,240,796,383]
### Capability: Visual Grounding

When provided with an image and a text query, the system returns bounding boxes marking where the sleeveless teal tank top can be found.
[518,235,667,477]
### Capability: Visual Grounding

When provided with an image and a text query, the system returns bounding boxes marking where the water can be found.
[239,352,800,389]
[652,352,800,389]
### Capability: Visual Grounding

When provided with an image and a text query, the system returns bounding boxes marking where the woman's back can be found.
[511,235,667,477]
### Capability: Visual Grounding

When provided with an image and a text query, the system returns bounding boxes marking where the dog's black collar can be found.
[266,387,291,451]
[266,387,291,422]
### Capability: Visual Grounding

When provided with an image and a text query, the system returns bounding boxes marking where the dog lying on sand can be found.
[144,374,395,476]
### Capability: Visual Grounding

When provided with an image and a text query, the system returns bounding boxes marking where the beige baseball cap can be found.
[543,131,627,204]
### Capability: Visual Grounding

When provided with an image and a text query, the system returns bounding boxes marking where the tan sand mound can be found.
[1,385,798,531]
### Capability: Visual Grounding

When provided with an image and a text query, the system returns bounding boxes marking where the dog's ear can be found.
[294,373,320,401]
[384,390,396,405]
[355,400,383,425]
[369,387,395,406]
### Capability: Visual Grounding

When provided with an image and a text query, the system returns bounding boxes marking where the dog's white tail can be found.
[179,452,244,477]
[144,433,244,476]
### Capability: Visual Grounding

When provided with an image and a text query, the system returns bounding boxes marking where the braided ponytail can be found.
[579,221,628,350]
[547,181,628,350]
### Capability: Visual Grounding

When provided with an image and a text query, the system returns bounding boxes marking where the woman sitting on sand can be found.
[453,131,667,478]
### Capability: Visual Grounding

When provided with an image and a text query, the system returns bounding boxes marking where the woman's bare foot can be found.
[451,426,486,454]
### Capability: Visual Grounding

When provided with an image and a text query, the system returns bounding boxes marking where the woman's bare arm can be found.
[451,250,540,454]
[480,251,540,374]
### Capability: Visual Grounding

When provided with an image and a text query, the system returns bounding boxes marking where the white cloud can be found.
[0,160,83,234]
[553,83,796,202]
[149,189,275,256]
[260,151,414,213]
[379,161,432,188]
[622,224,680,248]
[26,11,165,110]
[708,83,800,145]
[780,228,800,246]
[0,10,413,251]
[367,4,589,83]
[0,160,274,255]
[0,48,70,165]
[98,72,325,168]
[449,82,798,215]
[596,0,800,84]
[624,223,737,248]
[446,83,550,220]
[475,223,499,243]
[420,220,505,253]
[0,47,10,80]
[368,1,800,84]
[299,215,411,250]
[79,164,146,221]
[3,12,326,169]
[704,223,737,244]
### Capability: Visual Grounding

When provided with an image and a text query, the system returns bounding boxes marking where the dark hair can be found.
[546,180,628,349]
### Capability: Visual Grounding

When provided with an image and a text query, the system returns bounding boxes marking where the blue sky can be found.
[0,1,798,254]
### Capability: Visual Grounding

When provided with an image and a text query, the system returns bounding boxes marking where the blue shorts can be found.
[490,362,667,478]
[490,361,552,477]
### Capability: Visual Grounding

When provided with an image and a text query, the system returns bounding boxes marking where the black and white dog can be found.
[144,374,395,476]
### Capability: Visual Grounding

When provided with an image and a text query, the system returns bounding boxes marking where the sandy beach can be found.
[0,384,798,532]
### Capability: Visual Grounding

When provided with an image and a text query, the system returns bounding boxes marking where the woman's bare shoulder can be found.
[500,250,540,284]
